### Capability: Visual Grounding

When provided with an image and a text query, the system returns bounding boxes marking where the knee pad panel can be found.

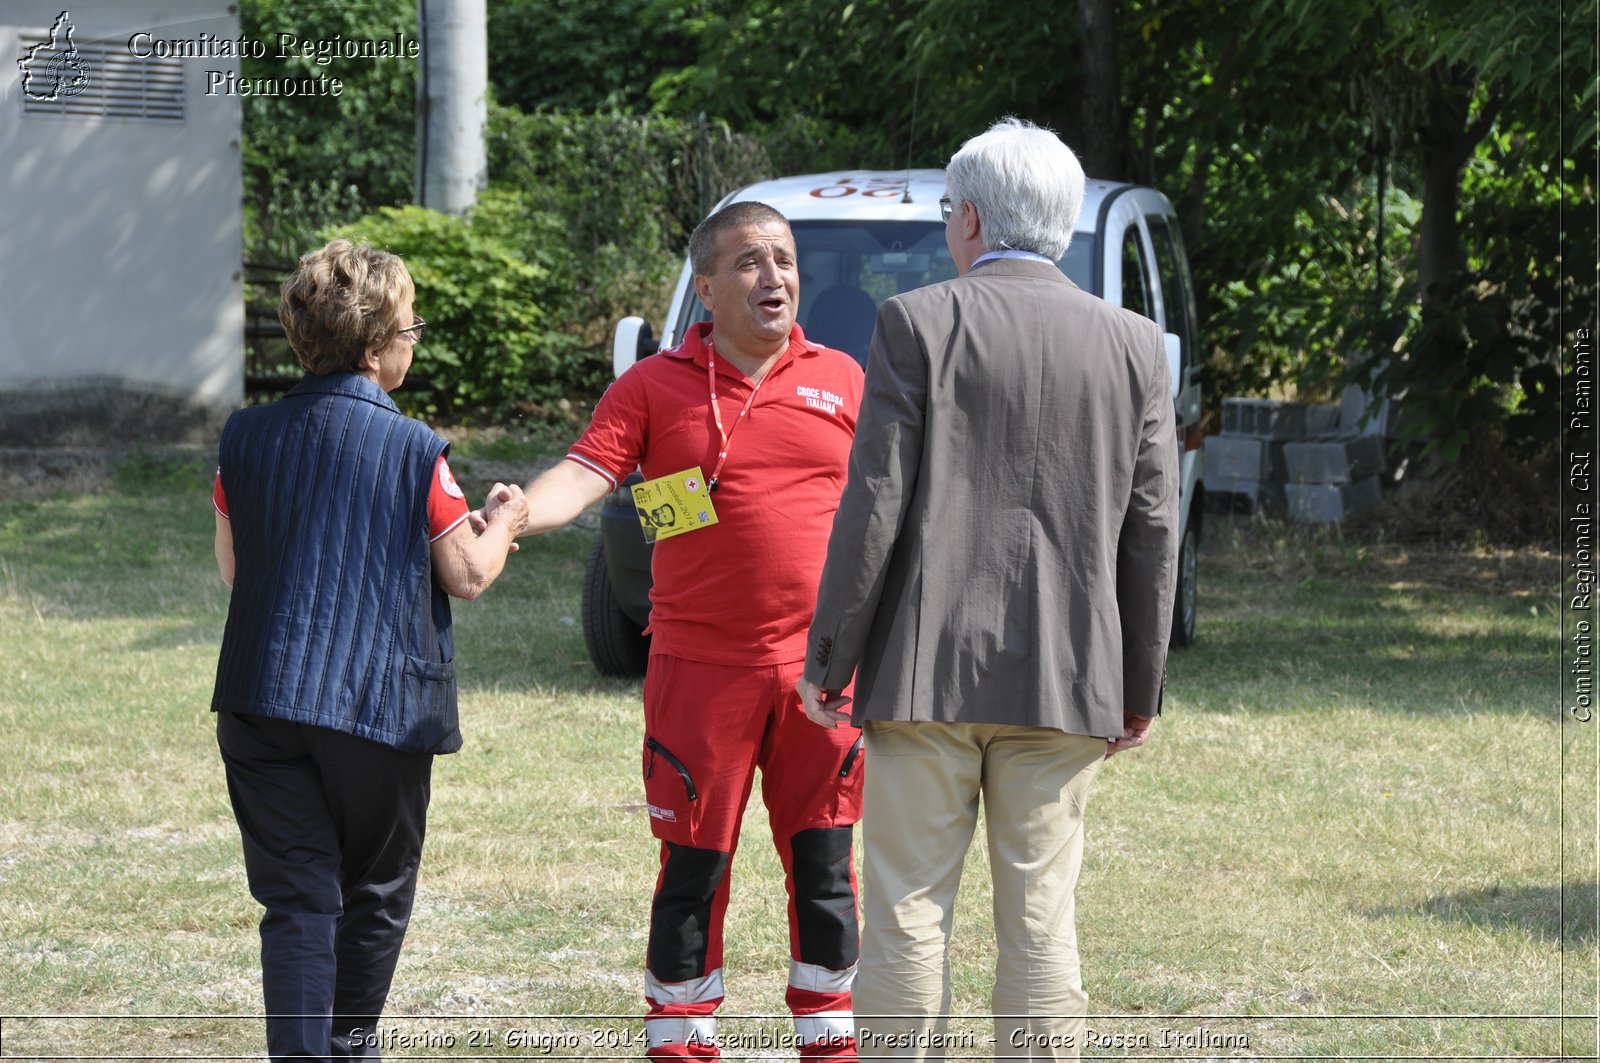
[647,842,731,981]
[789,826,859,969]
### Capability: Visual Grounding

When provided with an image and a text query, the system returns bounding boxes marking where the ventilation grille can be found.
[19,36,185,123]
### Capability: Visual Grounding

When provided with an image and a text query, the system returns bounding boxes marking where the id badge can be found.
[631,466,719,543]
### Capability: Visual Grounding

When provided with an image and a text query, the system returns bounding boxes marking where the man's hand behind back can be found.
[796,677,853,729]
[1105,712,1155,758]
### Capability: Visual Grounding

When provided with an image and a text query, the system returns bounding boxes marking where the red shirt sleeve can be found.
[213,469,228,518]
[566,368,650,488]
[428,455,470,541]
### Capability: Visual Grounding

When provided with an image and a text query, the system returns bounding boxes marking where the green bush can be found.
[485,104,771,332]
[324,205,579,419]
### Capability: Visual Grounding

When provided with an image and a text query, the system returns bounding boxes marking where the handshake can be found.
[470,481,530,551]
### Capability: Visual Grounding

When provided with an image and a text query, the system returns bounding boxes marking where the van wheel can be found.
[1170,522,1197,649]
[582,539,649,677]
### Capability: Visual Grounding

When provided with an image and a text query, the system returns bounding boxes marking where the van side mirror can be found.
[613,317,657,379]
[1163,332,1182,397]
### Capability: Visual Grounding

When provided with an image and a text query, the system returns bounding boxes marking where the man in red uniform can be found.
[496,202,865,1061]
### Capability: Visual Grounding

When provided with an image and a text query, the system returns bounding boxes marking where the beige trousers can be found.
[852,720,1105,1061]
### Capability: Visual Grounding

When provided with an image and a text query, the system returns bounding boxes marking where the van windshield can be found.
[676,220,1096,365]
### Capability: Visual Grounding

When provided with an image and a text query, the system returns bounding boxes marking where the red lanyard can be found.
[704,335,779,492]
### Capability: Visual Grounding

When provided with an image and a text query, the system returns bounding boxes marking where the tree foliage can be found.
[637,0,1593,460]
[239,0,418,265]
[237,0,1594,466]
[488,0,693,113]
[1267,0,1591,458]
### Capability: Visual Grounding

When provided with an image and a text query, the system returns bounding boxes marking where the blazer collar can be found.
[966,256,1075,286]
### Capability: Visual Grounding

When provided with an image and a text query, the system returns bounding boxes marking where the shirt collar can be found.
[663,320,820,367]
[972,249,1057,267]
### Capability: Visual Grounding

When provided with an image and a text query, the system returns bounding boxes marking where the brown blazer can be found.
[804,256,1179,738]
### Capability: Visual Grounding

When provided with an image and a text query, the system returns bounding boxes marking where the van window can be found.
[1148,215,1192,370]
[1165,216,1202,367]
[1120,227,1153,322]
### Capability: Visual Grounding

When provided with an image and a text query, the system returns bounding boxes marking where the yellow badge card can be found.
[631,466,719,543]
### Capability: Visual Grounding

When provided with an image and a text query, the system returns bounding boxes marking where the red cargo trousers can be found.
[640,654,863,1062]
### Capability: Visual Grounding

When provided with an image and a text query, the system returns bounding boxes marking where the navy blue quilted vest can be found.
[211,373,461,754]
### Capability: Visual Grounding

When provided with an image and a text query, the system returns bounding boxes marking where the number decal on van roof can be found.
[810,178,909,199]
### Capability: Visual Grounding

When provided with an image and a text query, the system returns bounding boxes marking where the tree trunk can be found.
[1385,67,1501,454]
[1076,0,1124,179]
[1414,69,1499,307]
[1415,87,1468,307]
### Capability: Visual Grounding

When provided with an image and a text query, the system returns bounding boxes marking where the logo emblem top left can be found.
[19,11,91,101]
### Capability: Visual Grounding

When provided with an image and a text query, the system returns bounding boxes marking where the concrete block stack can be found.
[1205,432,1288,514]
[1283,433,1385,523]
[1207,399,1338,515]
[1205,387,1388,523]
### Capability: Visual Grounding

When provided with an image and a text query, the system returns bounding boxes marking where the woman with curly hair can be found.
[210,239,528,1059]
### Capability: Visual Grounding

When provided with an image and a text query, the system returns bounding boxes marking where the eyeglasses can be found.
[398,316,426,342]
[939,196,953,223]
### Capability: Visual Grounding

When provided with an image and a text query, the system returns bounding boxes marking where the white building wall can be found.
[0,1,243,426]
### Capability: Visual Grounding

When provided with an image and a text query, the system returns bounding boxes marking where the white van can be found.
[585,170,1205,675]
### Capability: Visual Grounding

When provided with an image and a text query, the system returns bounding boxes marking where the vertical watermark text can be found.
[1567,328,1596,723]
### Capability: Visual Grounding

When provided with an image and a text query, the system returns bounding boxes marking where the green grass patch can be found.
[441,419,589,465]
[0,486,1587,1060]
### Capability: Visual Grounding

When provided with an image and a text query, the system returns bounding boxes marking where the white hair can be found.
[945,117,1085,260]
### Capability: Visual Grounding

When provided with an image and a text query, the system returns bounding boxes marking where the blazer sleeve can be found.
[1116,325,1181,714]
[804,296,929,690]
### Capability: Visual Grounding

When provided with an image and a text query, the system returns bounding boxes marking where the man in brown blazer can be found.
[797,118,1179,1059]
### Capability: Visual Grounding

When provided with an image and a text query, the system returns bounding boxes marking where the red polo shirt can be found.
[568,322,865,666]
